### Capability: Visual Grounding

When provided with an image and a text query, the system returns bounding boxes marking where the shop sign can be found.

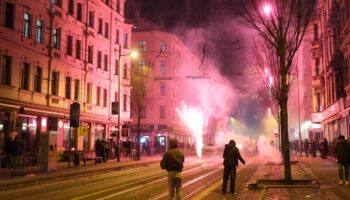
[323,99,344,120]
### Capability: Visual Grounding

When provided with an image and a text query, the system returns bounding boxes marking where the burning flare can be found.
[176,101,204,158]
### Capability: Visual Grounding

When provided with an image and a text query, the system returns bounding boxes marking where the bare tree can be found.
[130,57,153,160]
[224,0,315,182]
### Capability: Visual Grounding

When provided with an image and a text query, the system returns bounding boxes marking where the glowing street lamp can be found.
[116,45,138,162]
[263,4,272,16]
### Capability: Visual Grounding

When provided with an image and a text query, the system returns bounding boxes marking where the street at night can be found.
[1,0,350,199]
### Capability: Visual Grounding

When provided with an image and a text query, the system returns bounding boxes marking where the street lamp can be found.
[116,45,138,162]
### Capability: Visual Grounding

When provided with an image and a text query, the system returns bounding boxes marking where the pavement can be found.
[194,155,350,200]
[0,155,162,190]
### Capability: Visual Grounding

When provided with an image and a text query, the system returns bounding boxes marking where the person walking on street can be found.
[222,139,245,195]
[335,135,350,185]
[304,139,309,157]
[322,138,328,159]
[160,138,185,200]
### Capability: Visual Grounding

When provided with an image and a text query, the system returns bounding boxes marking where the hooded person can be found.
[222,139,245,195]
[160,138,185,200]
[335,135,350,185]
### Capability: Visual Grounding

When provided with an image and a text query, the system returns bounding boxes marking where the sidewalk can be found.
[0,155,162,191]
[195,156,346,200]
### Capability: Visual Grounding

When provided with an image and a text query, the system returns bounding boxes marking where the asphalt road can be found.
[0,156,226,200]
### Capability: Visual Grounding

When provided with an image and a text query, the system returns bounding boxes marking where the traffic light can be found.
[70,102,80,128]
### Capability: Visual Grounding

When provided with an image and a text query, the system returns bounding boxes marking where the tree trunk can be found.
[136,116,141,160]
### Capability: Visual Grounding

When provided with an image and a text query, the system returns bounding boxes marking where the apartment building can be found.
[0,0,132,156]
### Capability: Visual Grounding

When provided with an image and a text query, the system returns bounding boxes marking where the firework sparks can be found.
[176,101,204,158]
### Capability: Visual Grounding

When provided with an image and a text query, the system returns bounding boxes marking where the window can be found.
[115,59,119,75]
[77,3,82,21]
[160,106,165,119]
[141,105,146,118]
[139,41,146,52]
[88,45,93,64]
[87,82,92,103]
[74,79,80,100]
[160,82,165,96]
[88,11,94,28]
[97,51,102,69]
[1,56,12,86]
[123,94,127,111]
[123,63,127,79]
[124,33,128,48]
[68,0,74,15]
[98,18,103,34]
[51,71,59,96]
[103,89,107,107]
[104,54,108,71]
[34,67,42,92]
[23,13,31,38]
[115,29,120,44]
[96,86,101,106]
[76,40,81,59]
[36,20,44,43]
[5,3,15,29]
[160,41,166,52]
[160,60,166,73]
[316,93,321,112]
[65,77,72,99]
[116,0,121,14]
[67,35,73,56]
[315,58,320,75]
[53,0,62,7]
[53,28,61,49]
[104,22,109,38]
[314,24,318,41]
[21,62,30,90]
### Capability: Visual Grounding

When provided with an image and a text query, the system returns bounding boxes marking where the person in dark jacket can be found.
[222,140,245,195]
[335,135,350,185]
[322,138,328,159]
[160,138,184,200]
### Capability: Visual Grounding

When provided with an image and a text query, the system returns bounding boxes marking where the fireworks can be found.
[176,101,204,158]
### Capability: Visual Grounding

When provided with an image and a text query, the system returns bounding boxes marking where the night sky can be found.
[125,0,264,132]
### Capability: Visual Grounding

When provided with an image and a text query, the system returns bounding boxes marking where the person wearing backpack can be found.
[160,138,184,200]
[222,139,245,195]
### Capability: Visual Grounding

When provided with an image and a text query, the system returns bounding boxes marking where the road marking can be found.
[71,160,217,200]
[191,158,255,199]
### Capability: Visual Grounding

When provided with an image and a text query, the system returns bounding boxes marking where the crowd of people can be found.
[290,138,329,158]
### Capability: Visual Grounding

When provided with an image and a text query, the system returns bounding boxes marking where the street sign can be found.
[111,102,119,115]
[70,102,80,128]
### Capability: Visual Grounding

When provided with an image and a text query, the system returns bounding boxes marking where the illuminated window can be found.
[160,106,165,119]
[53,27,61,49]
[160,41,166,52]
[21,62,30,90]
[160,60,166,73]
[36,20,44,43]
[23,13,31,38]
[1,55,12,86]
[34,67,42,92]
[67,35,73,56]
[65,77,72,99]
[5,3,15,29]
[139,41,146,52]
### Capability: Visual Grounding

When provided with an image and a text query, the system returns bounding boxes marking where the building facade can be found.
[0,0,132,157]
[310,0,350,154]
[130,20,206,153]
